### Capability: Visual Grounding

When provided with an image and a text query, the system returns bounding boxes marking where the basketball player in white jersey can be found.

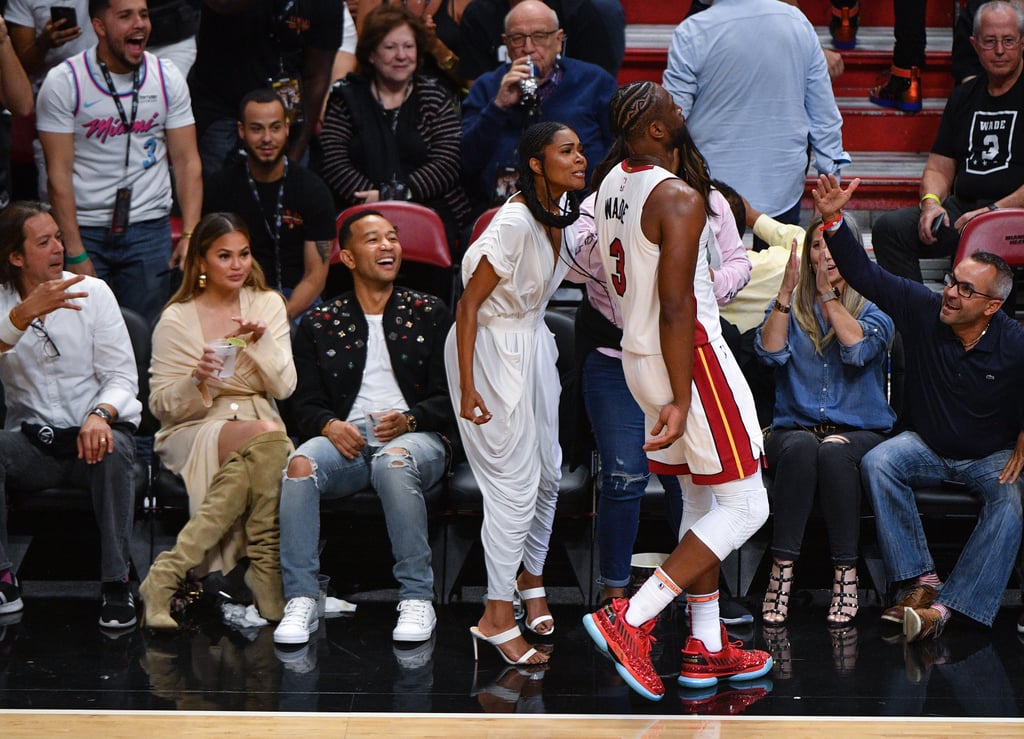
[582,81,772,701]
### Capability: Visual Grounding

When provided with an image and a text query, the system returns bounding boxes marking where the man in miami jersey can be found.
[36,0,201,325]
[583,81,771,701]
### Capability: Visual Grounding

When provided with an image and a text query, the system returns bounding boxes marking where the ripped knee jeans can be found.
[278,426,446,600]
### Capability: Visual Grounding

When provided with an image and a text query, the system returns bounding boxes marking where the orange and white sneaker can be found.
[677,625,773,689]
[582,597,664,701]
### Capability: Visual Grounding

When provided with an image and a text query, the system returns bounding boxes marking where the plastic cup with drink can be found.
[207,337,246,379]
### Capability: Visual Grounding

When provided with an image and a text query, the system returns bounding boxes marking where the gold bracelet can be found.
[180,231,193,240]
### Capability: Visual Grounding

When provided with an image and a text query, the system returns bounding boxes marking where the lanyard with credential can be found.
[245,157,288,291]
[97,58,140,172]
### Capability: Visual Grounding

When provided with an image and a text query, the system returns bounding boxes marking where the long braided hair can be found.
[515,121,581,229]
[593,81,714,218]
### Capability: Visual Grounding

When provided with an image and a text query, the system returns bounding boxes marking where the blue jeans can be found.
[582,350,681,588]
[279,426,446,601]
[861,431,1023,625]
[80,216,172,327]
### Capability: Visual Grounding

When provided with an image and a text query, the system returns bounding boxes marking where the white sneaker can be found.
[392,599,436,642]
[274,597,319,645]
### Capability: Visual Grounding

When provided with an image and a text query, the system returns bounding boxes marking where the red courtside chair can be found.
[953,207,1024,269]
[332,201,452,268]
[468,206,500,246]
[331,202,455,303]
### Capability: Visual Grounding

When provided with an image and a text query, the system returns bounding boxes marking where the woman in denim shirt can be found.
[755,214,895,626]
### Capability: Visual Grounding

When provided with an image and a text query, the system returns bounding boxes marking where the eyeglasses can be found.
[30,320,60,358]
[977,35,1021,50]
[943,272,1000,300]
[505,29,559,47]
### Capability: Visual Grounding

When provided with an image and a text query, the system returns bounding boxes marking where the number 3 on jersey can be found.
[609,237,627,296]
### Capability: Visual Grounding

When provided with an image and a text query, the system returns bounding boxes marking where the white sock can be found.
[625,567,681,627]
[687,590,722,651]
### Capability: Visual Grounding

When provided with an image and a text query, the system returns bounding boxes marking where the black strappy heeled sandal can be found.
[761,560,794,625]
[827,564,859,625]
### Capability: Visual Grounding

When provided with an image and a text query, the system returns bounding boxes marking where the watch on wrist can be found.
[89,406,112,424]
[405,413,418,433]
[821,287,842,303]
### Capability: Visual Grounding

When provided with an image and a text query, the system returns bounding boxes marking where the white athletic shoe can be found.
[392,599,436,642]
[274,596,319,645]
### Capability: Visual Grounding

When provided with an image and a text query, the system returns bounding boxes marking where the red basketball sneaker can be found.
[582,597,664,701]
[677,625,773,689]
[680,679,773,715]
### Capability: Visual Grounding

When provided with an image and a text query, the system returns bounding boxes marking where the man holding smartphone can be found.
[7,2,95,200]
[34,0,201,326]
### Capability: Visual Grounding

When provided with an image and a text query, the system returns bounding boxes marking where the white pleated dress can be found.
[445,200,578,600]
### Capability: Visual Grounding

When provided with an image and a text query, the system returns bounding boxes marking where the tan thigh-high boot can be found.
[240,430,292,622]
[140,440,260,629]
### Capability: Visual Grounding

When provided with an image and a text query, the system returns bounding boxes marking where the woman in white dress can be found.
[446,121,587,665]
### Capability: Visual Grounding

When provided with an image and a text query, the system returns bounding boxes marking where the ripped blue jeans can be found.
[582,350,681,588]
[278,426,446,601]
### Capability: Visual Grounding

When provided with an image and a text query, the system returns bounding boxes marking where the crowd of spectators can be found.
[0,0,1021,699]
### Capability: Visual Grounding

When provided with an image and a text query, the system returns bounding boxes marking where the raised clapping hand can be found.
[644,401,687,452]
[812,174,861,225]
[780,237,800,297]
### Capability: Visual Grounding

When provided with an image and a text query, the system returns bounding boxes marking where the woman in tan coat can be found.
[140,212,296,628]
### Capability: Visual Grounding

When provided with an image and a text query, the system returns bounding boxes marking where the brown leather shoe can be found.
[881,584,939,623]
[903,606,947,642]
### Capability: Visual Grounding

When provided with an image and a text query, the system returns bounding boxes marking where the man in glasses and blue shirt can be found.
[815,174,1024,644]
[0,202,141,631]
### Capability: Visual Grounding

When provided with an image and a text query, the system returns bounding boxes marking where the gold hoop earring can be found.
[198,273,207,289]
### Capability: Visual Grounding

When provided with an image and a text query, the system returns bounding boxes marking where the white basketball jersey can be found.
[596,161,720,356]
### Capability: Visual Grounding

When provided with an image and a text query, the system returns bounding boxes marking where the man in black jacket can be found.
[274,209,455,647]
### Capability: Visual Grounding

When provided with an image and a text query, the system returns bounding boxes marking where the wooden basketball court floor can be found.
[1,711,1022,737]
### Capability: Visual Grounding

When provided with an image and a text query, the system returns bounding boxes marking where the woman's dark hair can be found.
[0,201,50,290]
[516,121,580,229]
[166,212,266,308]
[675,123,715,218]
[356,5,428,75]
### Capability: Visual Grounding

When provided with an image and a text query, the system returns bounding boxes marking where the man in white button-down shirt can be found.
[0,201,141,630]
